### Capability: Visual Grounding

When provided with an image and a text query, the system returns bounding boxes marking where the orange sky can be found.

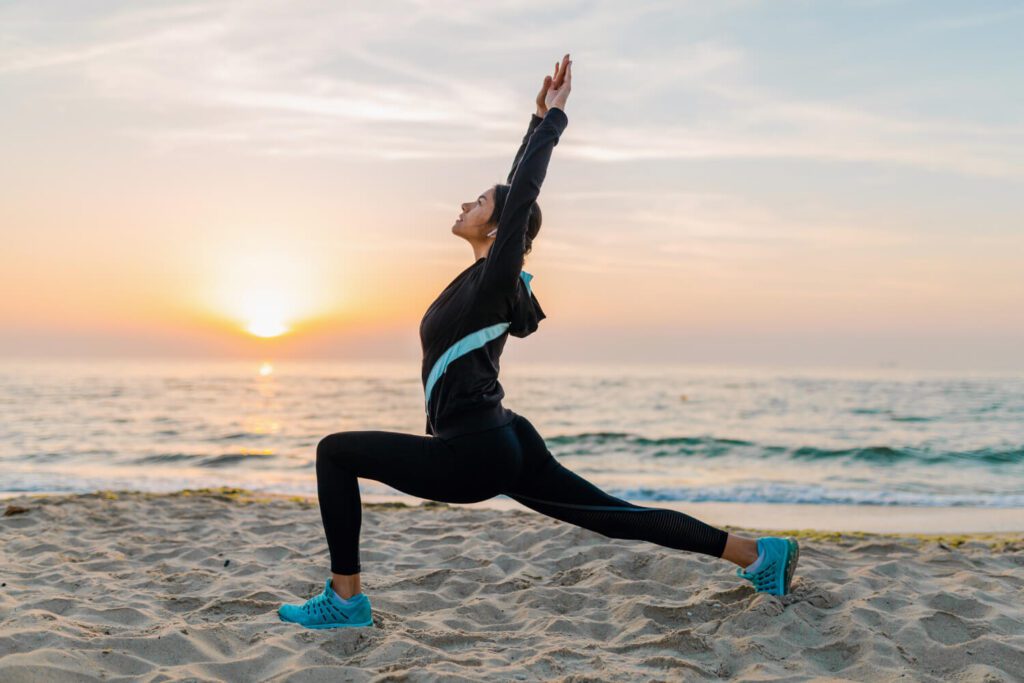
[2,1,1022,369]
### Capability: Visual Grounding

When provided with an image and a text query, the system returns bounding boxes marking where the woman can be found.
[279,54,799,629]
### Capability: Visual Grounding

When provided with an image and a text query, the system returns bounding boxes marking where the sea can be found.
[2,359,1022,512]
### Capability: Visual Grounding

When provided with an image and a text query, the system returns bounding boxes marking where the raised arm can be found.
[480,106,569,295]
[508,61,563,183]
[507,113,544,184]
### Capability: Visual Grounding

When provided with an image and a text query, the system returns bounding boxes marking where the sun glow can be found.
[245,314,290,338]
[247,320,289,338]
[236,290,294,337]
[203,244,336,341]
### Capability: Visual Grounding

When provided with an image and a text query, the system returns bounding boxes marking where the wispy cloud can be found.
[511,188,921,283]
[2,0,1021,178]
[566,113,1023,178]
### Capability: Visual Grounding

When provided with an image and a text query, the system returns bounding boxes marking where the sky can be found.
[2,0,1022,369]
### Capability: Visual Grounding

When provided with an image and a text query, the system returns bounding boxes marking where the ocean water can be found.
[1,359,1022,509]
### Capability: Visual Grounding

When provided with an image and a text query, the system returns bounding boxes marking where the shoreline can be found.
[4,487,1023,536]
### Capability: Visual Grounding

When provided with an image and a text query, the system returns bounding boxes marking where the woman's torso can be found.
[419,257,517,439]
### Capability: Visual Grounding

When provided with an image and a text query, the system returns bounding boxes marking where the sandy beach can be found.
[1,488,1022,682]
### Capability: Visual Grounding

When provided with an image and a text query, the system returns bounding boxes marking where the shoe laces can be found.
[301,590,339,619]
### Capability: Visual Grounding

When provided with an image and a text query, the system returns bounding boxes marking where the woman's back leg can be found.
[503,416,730,558]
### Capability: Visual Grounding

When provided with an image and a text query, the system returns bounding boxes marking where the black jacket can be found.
[419,107,569,438]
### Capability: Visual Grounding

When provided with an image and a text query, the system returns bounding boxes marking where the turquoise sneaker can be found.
[736,536,800,596]
[278,579,374,629]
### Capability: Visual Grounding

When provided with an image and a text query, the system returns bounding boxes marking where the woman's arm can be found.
[507,68,558,183]
[507,113,544,184]
[481,55,572,296]
[480,106,569,295]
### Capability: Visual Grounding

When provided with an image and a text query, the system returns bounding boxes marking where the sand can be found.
[1,488,1022,682]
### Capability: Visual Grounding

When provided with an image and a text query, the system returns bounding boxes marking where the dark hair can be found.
[489,183,542,259]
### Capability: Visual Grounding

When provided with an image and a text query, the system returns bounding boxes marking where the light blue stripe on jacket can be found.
[424,271,533,414]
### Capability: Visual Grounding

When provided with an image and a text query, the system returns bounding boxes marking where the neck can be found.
[471,238,494,262]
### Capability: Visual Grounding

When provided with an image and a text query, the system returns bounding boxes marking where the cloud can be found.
[565,80,1024,177]
[517,188,921,282]
[1,0,1021,178]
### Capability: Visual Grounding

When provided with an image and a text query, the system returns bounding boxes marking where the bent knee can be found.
[316,431,356,468]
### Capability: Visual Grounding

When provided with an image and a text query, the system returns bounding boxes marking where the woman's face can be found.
[452,186,496,240]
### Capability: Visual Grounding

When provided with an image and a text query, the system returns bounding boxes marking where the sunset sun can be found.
[233,290,294,338]
[246,315,290,338]
[203,245,337,342]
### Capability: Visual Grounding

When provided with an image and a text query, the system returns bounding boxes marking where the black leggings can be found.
[315,412,730,574]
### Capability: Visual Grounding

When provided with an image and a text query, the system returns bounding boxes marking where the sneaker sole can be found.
[783,537,799,595]
[278,614,373,629]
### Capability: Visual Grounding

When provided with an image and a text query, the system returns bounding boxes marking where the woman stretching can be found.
[278,54,799,629]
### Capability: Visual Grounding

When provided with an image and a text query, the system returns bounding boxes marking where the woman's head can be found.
[452,184,542,258]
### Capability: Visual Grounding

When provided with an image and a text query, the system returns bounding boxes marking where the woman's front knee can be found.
[316,432,354,469]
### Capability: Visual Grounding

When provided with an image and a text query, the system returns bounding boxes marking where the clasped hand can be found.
[535,53,573,117]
